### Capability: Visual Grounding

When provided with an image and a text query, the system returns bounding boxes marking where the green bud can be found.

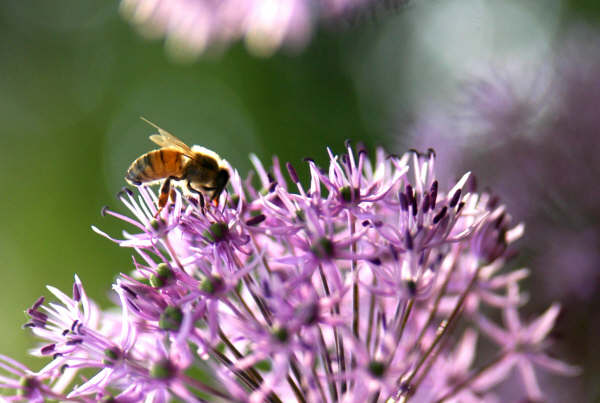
[311,237,334,259]
[406,279,417,296]
[19,376,35,387]
[159,306,183,331]
[102,347,121,365]
[150,263,174,288]
[104,347,120,360]
[150,219,164,231]
[340,186,360,202]
[199,275,224,294]
[150,360,175,379]
[149,274,165,288]
[203,222,228,243]
[271,325,289,343]
[18,376,37,397]
[228,194,240,208]
[368,360,386,378]
[156,263,173,279]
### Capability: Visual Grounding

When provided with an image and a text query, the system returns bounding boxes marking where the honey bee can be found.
[125,118,230,213]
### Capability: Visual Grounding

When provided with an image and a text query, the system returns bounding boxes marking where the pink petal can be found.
[527,303,560,344]
[517,358,543,401]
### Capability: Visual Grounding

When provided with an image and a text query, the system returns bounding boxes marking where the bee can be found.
[125,118,230,214]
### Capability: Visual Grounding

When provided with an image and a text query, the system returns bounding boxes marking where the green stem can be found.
[218,329,263,385]
[401,263,484,400]
[365,278,377,355]
[350,215,359,340]
[412,247,460,353]
[319,264,347,394]
[179,373,231,399]
[318,326,339,401]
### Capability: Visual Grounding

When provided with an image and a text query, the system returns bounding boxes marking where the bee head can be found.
[212,168,230,201]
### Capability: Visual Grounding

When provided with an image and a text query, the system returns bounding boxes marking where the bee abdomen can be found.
[125,149,185,185]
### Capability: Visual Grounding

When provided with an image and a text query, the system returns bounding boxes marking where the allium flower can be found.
[2,145,577,402]
[119,0,406,58]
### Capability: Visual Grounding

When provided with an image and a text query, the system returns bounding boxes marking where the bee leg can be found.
[199,193,206,212]
[201,186,220,207]
[155,178,173,218]
[186,181,205,213]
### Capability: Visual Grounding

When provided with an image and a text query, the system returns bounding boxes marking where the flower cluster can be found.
[119,0,407,58]
[2,146,577,402]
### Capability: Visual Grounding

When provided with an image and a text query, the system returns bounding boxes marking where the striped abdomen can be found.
[125,148,187,185]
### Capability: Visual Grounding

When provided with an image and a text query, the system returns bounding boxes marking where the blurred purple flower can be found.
[119,0,405,58]
[2,144,577,401]
[406,25,600,304]
[474,284,580,401]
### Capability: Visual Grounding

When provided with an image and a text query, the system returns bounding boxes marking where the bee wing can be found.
[141,117,195,157]
[149,133,193,155]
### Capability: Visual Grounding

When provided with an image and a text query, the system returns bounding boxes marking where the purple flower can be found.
[2,144,577,402]
[406,25,600,306]
[119,0,400,58]
[0,354,58,402]
[473,284,580,401]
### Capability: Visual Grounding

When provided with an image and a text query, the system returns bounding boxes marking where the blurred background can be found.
[0,0,597,401]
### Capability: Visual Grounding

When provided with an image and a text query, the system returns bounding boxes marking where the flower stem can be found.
[318,326,339,401]
[350,215,359,340]
[179,372,231,399]
[387,298,414,368]
[289,357,308,402]
[365,278,377,355]
[401,263,484,399]
[412,247,460,351]
[435,351,508,402]
[319,264,347,394]
[218,329,264,385]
